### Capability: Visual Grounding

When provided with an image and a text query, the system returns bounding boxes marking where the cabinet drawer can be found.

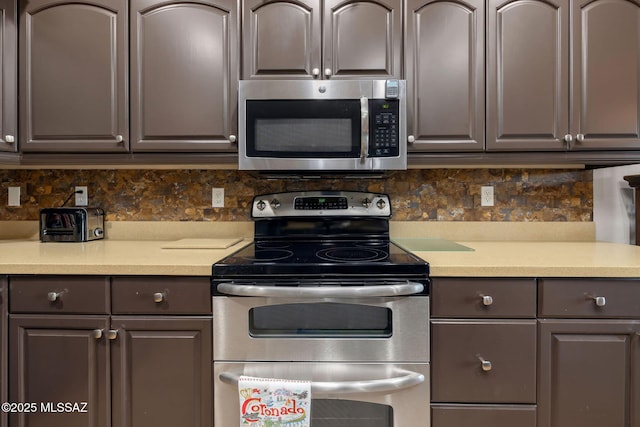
[431,278,536,318]
[112,276,211,314]
[431,320,536,403]
[432,404,536,427]
[9,276,110,314]
[539,278,640,318]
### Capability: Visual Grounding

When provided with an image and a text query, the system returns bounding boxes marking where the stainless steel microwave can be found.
[238,79,407,172]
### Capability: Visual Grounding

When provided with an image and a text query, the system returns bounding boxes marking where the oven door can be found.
[212,285,429,362]
[214,362,430,427]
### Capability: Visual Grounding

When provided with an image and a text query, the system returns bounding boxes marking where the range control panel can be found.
[252,191,391,218]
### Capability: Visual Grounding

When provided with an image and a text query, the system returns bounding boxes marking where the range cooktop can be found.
[213,239,428,278]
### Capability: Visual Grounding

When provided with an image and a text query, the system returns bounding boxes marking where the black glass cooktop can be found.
[212,239,429,278]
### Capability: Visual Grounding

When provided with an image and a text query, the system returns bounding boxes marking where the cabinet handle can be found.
[407,135,415,144]
[47,291,62,302]
[477,355,492,372]
[312,68,320,77]
[228,135,237,143]
[92,329,103,340]
[480,295,494,306]
[115,135,123,143]
[564,134,573,143]
[4,135,14,144]
[576,133,585,143]
[324,68,332,78]
[592,296,606,307]
[153,292,166,303]
[107,330,118,340]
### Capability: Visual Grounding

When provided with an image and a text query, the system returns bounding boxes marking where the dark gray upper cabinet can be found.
[242,0,401,80]
[405,0,484,152]
[487,0,569,151]
[0,0,16,153]
[130,0,239,152]
[20,0,128,152]
[570,0,640,150]
[487,0,640,151]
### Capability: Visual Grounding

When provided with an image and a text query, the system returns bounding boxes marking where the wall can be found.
[0,168,593,222]
[593,164,638,244]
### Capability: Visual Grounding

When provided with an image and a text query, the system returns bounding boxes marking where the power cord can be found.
[61,189,84,207]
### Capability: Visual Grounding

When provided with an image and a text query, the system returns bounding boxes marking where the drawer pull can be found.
[153,292,166,303]
[477,355,492,372]
[592,296,606,307]
[92,329,103,340]
[480,295,494,306]
[47,291,62,302]
[107,330,118,340]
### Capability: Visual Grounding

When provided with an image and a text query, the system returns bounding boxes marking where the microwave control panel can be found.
[369,99,399,157]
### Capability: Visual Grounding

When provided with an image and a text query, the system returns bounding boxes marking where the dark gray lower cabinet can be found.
[7,275,213,427]
[110,317,212,427]
[9,315,110,427]
[538,320,640,427]
[432,405,536,427]
[0,277,7,427]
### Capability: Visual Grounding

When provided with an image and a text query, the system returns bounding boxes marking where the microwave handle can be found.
[220,370,425,395]
[216,282,424,298]
[360,97,369,163]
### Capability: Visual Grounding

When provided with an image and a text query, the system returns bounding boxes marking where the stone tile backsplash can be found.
[0,168,592,222]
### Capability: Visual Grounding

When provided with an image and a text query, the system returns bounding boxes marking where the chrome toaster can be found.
[40,207,105,242]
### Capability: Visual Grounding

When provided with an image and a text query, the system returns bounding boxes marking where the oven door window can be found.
[246,100,361,158]
[313,399,393,427]
[249,303,392,338]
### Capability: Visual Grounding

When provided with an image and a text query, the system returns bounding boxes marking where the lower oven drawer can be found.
[214,362,430,427]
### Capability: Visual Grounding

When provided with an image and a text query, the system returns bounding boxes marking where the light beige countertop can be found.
[419,241,640,277]
[1,220,639,277]
[0,239,251,276]
[0,239,639,278]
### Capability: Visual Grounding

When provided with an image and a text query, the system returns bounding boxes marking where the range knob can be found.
[270,199,281,209]
[376,199,387,210]
[362,198,372,208]
[256,200,267,211]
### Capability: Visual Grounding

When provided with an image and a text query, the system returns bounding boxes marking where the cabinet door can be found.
[9,315,110,427]
[405,0,484,152]
[487,0,569,151]
[131,0,238,152]
[570,0,640,150]
[20,0,128,152]
[242,0,321,79]
[0,0,16,153]
[0,278,6,427]
[111,317,212,427]
[323,0,401,79]
[538,319,640,427]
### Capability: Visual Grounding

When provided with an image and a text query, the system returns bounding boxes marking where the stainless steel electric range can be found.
[212,191,430,427]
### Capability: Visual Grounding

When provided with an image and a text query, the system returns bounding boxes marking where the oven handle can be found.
[216,282,425,298]
[219,371,425,395]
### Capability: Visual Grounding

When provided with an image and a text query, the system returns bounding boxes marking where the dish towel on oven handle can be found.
[238,375,311,427]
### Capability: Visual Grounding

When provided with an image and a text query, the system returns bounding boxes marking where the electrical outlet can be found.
[212,188,224,208]
[75,186,88,206]
[8,187,20,206]
[481,186,494,207]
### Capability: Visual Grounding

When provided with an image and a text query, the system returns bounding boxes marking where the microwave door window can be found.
[246,100,361,157]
